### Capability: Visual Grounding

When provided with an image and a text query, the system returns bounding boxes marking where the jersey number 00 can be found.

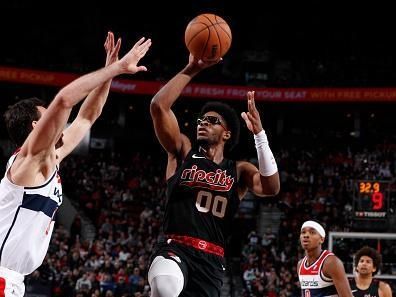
[195,190,228,218]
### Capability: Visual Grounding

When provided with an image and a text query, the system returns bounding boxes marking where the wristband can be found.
[254,130,278,176]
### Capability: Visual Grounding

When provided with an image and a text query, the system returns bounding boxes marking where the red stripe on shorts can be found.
[0,277,5,297]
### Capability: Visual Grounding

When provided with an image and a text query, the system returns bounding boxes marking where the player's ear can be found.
[223,130,231,141]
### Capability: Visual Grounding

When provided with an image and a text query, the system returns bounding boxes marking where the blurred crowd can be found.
[25,152,166,297]
[240,145,396,297]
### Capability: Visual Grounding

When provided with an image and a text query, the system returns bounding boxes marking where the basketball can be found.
[184,13,232,61]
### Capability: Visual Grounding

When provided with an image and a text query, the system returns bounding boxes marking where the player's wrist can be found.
[254,130,278,176]
[182,63,201,77]
[254,129,267,145]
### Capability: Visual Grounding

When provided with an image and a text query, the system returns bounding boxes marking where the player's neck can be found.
[305,248,323,265]
[199,146,224,164]
[356,274,373,289]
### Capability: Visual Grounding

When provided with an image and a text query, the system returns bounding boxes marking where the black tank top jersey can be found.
[350,278,380,297]
[163,149,240,247]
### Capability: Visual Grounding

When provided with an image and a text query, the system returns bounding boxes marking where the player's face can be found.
[35,106,64,148]
[196,112,228,145]
[356,256,376,276]
[300,227,324,250]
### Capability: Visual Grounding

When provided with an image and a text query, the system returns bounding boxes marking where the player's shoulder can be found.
[322,252,343,268]
[297,258,304,269]
[379,280,392,291]
[323,253,339,262]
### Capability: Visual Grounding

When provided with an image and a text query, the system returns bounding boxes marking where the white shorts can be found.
[0,267,25,297]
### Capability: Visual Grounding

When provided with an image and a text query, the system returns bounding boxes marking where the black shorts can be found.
[150,240,226,297]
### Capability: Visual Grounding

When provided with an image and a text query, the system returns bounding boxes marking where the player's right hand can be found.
[189,53,222,70]
[118,37,152,74]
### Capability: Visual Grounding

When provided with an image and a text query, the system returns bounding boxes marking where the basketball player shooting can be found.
[148,50,280,296]
[298,220,353,297]
[0,32,151,297]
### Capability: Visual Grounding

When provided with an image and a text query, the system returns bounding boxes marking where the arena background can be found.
[1,1,395,296]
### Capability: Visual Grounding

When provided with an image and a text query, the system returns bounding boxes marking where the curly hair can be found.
[354,246,382,275]
[3,98,45,147]
[199,101,240,152]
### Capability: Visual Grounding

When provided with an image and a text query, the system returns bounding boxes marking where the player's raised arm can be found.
[239,91,280,197]
[57,31,121,161]
[150,54,219,157]
[24,37,151,158]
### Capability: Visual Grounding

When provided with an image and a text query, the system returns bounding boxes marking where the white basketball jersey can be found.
[299,250,338,297]
[0,152,62,275]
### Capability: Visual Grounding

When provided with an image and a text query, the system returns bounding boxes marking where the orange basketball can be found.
[184,13,232,61]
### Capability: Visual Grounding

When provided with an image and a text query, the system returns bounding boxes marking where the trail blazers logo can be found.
[180,165,234,191]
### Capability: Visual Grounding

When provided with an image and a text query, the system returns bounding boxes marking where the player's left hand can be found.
[104,31,121,66]
[241,91,263,134]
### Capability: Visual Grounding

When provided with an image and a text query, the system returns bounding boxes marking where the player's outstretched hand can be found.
[241,91,263,134]
[118,37,152,74]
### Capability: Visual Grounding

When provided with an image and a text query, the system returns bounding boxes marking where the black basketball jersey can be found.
[350,278,380,297]
[163,149,240,247]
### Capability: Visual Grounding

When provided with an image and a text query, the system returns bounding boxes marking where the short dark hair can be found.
[200,101,240,151]
[354,246,382,275]
[4,97,45,147]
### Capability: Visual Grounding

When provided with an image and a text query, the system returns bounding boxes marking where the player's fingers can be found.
[139,39,152,55]
[250,91,257,109]
[241,112,248,122]
[247,91,254,101]
[109,32,114,49]
[113,38,121,57]
[136,65,148,72]
[247,97,253,113]
[104,32,110,49]
[133,37,146,49]
[244,111,254,122]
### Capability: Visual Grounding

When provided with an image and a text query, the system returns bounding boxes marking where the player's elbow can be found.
[54,91,75,109]
[274,184,281,196]
[261,185,280,197]
[268,184,280,196]
[260,174,280,196]
[150,97,165,118]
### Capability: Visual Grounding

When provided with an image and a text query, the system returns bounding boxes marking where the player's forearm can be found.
[259,173,280,196]
[151,74,191,111]
[77,80,112,122]
[151,64,202,110]
[254,130,278,175]
[55,63,121,109]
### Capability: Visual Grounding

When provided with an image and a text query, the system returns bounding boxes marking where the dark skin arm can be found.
[322,255,353,297]
[238,91,280,198]
[297,259,303,276]
[150,54,219,179]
